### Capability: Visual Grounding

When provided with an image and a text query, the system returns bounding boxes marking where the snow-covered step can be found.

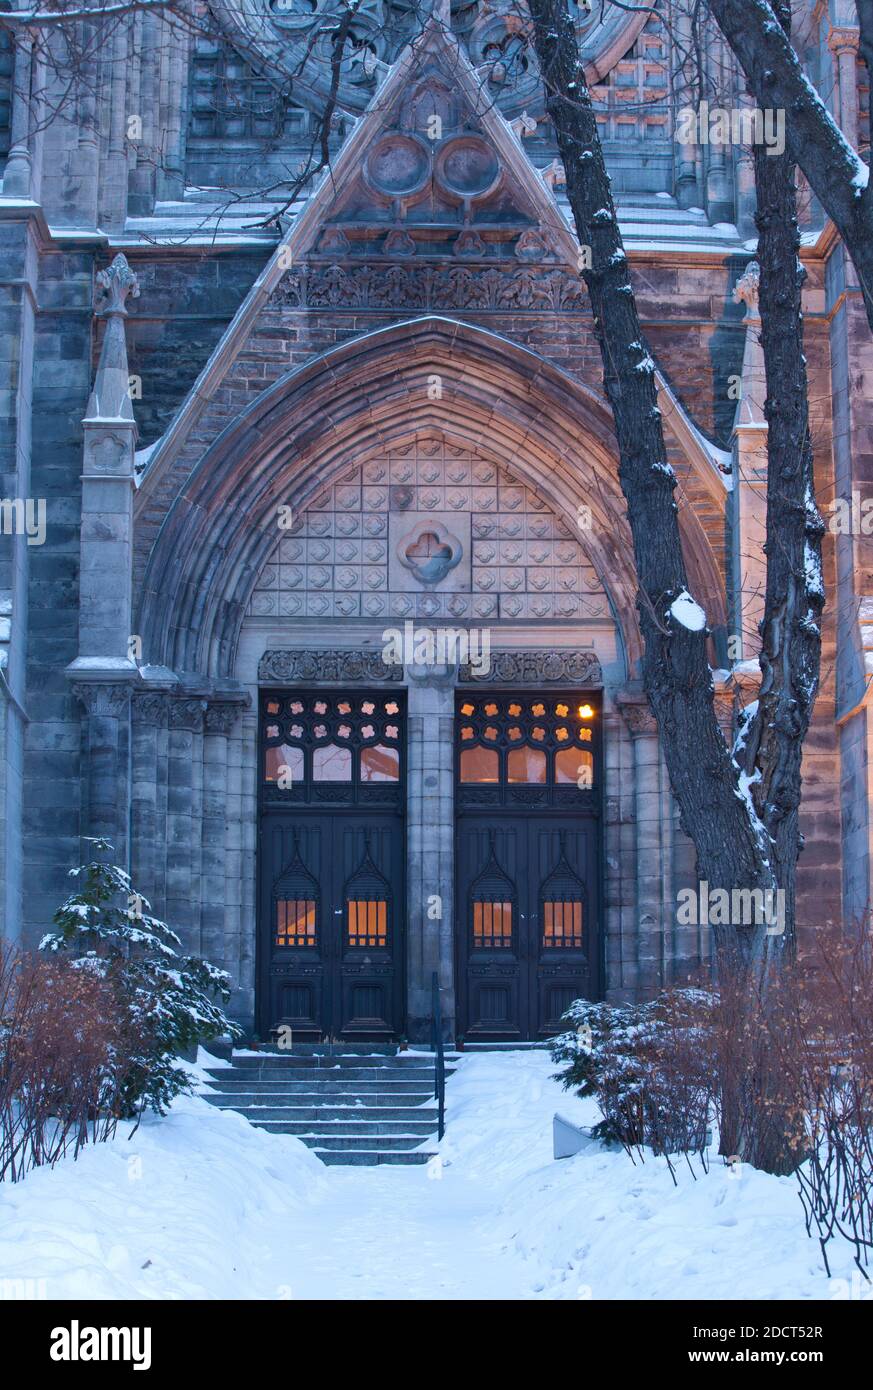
[201,1049,452,1166]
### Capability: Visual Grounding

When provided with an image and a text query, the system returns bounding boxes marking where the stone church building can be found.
[0,2,869,1042]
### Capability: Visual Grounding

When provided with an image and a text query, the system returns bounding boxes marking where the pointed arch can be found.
[137,316,727,679]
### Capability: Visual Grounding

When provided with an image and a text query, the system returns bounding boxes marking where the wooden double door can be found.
[257,689,406,1041]
[454,690,601,1041]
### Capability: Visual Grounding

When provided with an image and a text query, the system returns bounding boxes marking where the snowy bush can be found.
[39,839,241,1118]
[0,945,127,1182]
[551,989,717,1161]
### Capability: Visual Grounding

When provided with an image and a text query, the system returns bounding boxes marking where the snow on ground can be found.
[0,1050,858,1300]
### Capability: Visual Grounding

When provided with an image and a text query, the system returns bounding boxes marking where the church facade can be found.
[0,3,869,1042]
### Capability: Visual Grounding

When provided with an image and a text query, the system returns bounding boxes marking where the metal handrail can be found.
[431,970,446,1141]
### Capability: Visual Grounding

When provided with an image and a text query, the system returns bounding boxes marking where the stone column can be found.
[71,681,133,866]
[730,261,769,662]
[829,26,860,155]
[236,709,259,1028]
[2,29,33,197]
[201,699,248,970]
[66,254,141,866]
[74,254,141,664]
[602,705,637,1001]
[166,697,206,954]
[617,692,665,997]
[406,665,456,1043]
[131,690,170,913]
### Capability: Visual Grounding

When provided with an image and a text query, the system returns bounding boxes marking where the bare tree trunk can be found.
[709,0,873,334]
[526,0,776,953]
[736,2,824,947]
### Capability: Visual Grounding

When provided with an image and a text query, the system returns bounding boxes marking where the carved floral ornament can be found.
[213,1,649,119]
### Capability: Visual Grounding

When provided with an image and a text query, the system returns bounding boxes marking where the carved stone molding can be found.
[458,650,603,685]
[168,697,207,732]
[269,262,587,314]
[258,649,403,685]
[131,691,170,727]
[72,682,133,719]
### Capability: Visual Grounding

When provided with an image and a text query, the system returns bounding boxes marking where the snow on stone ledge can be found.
[668,590,707,632]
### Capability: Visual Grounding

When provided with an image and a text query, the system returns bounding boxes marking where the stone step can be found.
[204,1092,436,1111]
[289,1132,427,1151]
[218,1050,425,1061]
[204,1079,437,1096]
[204,1048,446,1167]
[204,1064,438,1082]
[244,1119,438,1136]
[204,1100,437,1123]
[314,1149,436,1167]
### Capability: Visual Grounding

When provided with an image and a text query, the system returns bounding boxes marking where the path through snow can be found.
[0,1050,858,1300]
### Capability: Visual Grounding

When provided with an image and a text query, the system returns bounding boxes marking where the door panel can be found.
[257,690,406,1041]
[455,690,601,1041]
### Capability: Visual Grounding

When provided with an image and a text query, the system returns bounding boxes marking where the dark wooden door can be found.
[257,689,405,1041]
[455,691,601,1041]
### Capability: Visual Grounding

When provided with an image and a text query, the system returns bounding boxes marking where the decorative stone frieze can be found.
[258,649,403,684]
[269,263,587,313]
[458,650,603,685]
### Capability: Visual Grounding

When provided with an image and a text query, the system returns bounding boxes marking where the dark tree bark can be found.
[736,3,824,946]
[709,0,873,334]
[526,0,776,947]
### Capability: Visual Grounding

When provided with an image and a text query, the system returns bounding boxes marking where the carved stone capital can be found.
[95,253,140,317]
[131,691,170,727]
[72,682,133,719]
[458,649,602,686]
[828,25,860,58]
[616,696,658,737]
[168,697,207,732]
[258,648,403,684]
[204,700,247,736]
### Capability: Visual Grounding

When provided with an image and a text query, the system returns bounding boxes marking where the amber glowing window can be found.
[460,702,475,716]
[264,744,304,784]
[266,700,280,715]
[484,702,498,716]
[473,900,513,948]
[508,703,522,716]
[348,899,387,947]
[313,744,352,781]
[507,747,547,784]
[507,725,523,741]
[483,725,499,741]
[532,703,545,716]
[276,899,317,947]
[555,703,569,718]
[360,744,400,782]
[460,725,475,741]
[543,900,584,949]
[460,747,499,783]
[579,727,593,743]
[555,747,594,787]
